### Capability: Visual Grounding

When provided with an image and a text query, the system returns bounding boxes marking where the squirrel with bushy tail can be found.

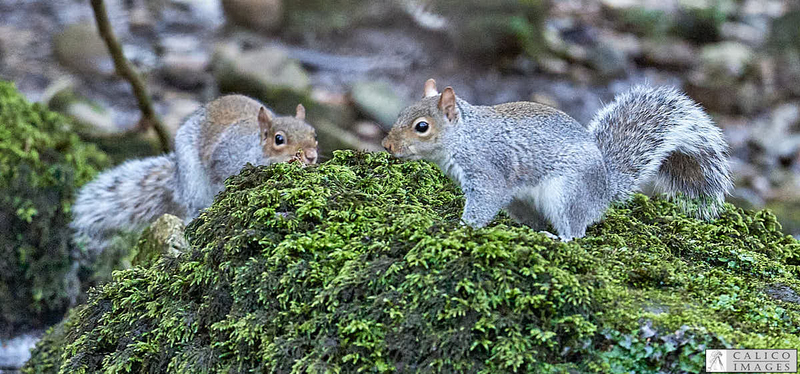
[383,79,732,240]
[71,95,318,256]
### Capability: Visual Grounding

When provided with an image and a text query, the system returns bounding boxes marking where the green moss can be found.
[24,151,800,373]
[0,81,109,337]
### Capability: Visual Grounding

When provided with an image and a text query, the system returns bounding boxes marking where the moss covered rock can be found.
[24,151,800,373]
[0,81,108,337]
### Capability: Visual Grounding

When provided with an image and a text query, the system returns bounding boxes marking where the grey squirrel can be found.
[382,79,732,240]
[71,95,318,256]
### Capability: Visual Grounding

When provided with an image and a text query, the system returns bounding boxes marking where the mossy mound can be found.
[0,81,109,337]
[24,151,800,373]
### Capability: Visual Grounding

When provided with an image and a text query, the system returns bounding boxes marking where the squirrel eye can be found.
[274,134,285,145]
[414,121,429,133]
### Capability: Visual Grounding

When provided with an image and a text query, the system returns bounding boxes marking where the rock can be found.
[161,96,202,139]
[221,0,283,33]
[770,9,800,50]
[530,93,560,108]
[775,51,800,97]
[23,151,800,373]
[161,52,211,90]
[597,31,641,58]
[587,42,629,79]
[569,65,593,84]
[641,38,697,69]
[40,77,77,109]
[672,4,727,44]
[310,88,349,107]
[66,101,117,135]
[353,121,382,140]
[765,284,800,305]
[700,41,754,78]
[212,43,311,115]
[538,56,569,75]
[720,21,767,47]
[749,103,800,158]
[0,81,109,340]
[685,70,766,115]
[0,333,40,370]
[685,42,761,114]
[159,36,208,74]
[740,0,788,18]
[771,10,800,97]
[600,0,639,11]
[447,1,548,59]
[129,3,156,31]
[52,23,115,76]
[350,81,408,130]
[313,119,383,154]
[132,214,188,267]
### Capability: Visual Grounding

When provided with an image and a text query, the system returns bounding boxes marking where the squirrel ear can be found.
[438,87,457,122]
[258,106,273,136]
[423,78,438,98]
[295,104,306,121]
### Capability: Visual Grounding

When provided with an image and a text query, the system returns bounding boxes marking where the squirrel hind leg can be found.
[655,149,732,219]
[514,173,609,241]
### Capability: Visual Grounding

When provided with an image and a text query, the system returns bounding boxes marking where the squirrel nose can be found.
[381,138,393,153]
[304,148,318,164]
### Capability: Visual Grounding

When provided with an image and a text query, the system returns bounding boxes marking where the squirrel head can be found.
[259,104,318,165]
[382,79,459,160]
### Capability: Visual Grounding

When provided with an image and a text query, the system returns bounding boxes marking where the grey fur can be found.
[383,85,732,240]
[70,154,184,257]
[71,95,318,257]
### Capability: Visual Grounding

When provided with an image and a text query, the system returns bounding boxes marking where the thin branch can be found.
[90,0,171,152]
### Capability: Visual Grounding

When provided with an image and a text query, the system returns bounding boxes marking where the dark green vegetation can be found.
[0,81,109,336]
[24,151,800,373]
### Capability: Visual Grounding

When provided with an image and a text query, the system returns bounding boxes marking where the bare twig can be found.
[90,0,171,152]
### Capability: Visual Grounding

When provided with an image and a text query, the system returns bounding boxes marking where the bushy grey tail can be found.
[587,85,733,219]
[70,154,186,257]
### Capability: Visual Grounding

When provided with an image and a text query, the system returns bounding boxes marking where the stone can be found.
[129,4,156,31]
[530,93,560,109]
[0,333,40,370]
[161,96,202,139]
[700,41,754,78]
[354,121,382,140]
[159,36,210,90]
[350,81,408,130]
[161,52,211,90]
[22,151,800,372]
[587,42,629,78]
[52,23,115,76]
[65,101,117,135]
[600,0,639,10]
[720,21,767,47]
[221,0,283,33]
[538,56,569,75]
[641,38,697,69]
[775,51,800,97]
[750,103,800,157]
[212,43,311,115]
[740,0,788,18]
[132,214,188,268]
